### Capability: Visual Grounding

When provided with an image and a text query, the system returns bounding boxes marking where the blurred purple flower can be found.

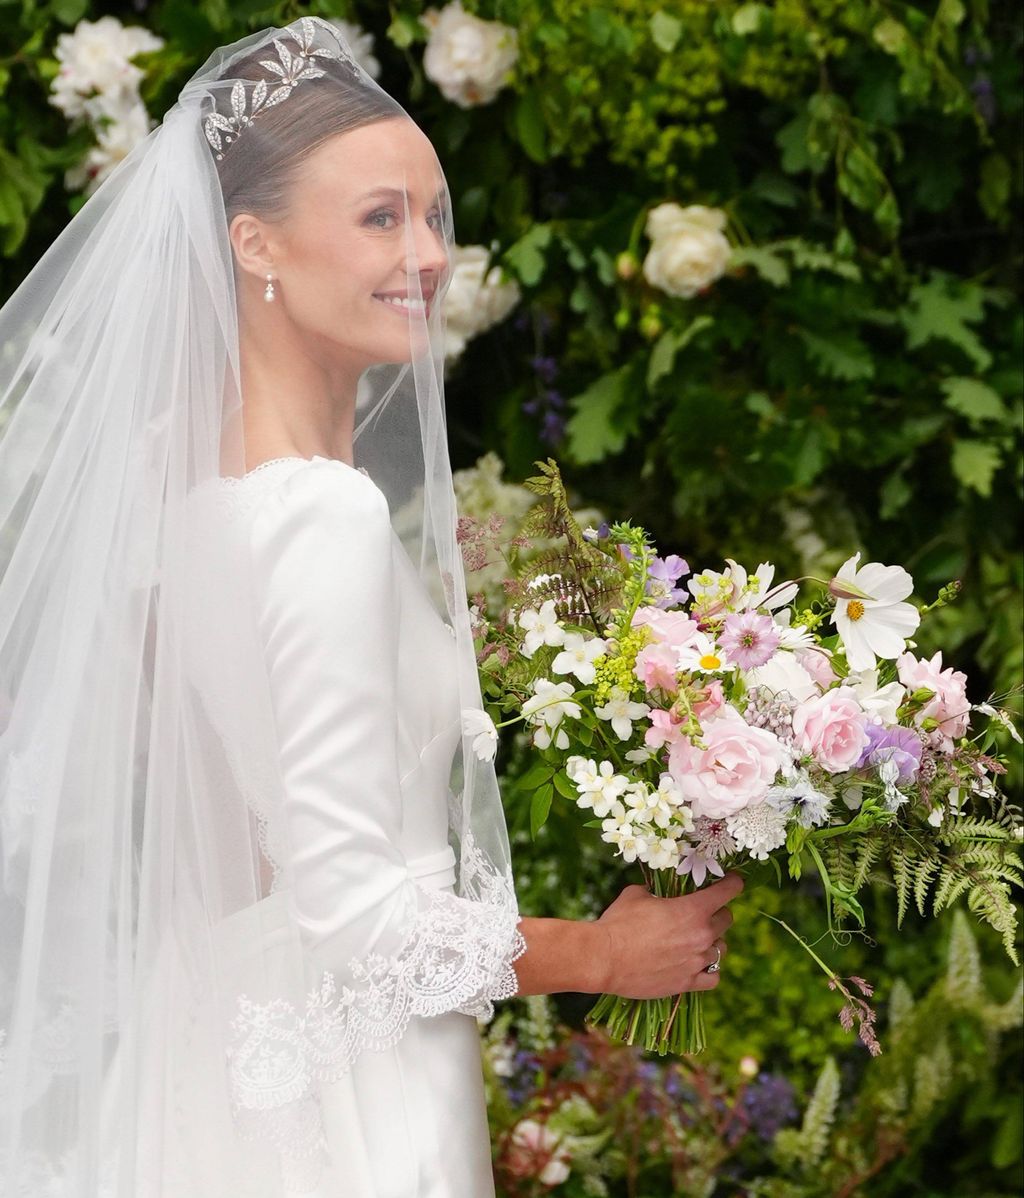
[530,355,559,384]
[857,723,922,783]
[540,410,566,445]
[742,1072,798,1140]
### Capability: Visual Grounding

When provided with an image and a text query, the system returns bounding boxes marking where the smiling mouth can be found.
[373,292,433,315]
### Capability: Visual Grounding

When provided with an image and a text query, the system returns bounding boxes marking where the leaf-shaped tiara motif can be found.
[204,18,358,161]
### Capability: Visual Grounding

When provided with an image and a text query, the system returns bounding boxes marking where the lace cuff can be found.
[227,884,525,1116]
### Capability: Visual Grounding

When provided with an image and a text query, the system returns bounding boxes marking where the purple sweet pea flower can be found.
[857,723,923,783]
[646,554,690,608]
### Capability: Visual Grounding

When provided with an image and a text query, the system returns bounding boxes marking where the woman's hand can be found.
[512,872,744,999]
[592,873,744,999]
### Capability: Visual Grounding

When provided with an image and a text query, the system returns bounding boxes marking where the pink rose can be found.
[692,679,725,720]
[796,647,837,691]
[632,608,701,650]
[634,642,680,694]
[792,686,869,774]
[896,651,969,750]
[668,709,788,818]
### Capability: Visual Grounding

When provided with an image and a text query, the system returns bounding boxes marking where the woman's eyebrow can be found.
[352,185,447,207]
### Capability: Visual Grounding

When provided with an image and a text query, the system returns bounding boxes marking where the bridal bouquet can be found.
[461,462,1022,1056]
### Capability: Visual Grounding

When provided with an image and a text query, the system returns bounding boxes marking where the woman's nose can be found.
[407,220,448,279]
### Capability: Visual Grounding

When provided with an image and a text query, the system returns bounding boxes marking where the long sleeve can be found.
[246,460,522,1044]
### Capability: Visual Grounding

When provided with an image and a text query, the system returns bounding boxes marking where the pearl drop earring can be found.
[264,274,276,303]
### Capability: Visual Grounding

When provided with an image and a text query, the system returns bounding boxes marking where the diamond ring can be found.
[705,944,722,974]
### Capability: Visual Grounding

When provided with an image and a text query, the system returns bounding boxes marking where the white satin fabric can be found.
[170,455,500,1196]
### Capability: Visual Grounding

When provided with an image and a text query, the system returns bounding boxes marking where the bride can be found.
[0,18,742,1196]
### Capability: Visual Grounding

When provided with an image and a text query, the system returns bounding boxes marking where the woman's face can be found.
[242,117,449,371]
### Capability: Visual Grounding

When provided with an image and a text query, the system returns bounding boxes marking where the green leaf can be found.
[649,10,683,52]
[514,92,548,164]
[941,377,1008,426]
[902,274,992,370]
[879,468,912,520]
[951,440,1002,497]
[503,224,552,287]
[553,771,578,801]
[992,1095,1024,1168]
[797,329,875,381]
[646,316,713,388]
[565,366,633,464]
[530,783,554,839]
[387,13,424,49]
[517,760,555,791]
[732,4,767,35]
[729,245,790,287]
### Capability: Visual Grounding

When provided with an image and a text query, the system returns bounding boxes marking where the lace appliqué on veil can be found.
[226,837,526,1191]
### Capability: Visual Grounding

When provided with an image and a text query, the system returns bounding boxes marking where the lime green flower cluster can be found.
[591,623,650,708]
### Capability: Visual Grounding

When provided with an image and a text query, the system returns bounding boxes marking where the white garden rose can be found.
[641,202,731,300]
[64,101,153,195]
[51,16,163,120]
[330,20,381,80]
[422,1,518,108]
[443,245,521,361]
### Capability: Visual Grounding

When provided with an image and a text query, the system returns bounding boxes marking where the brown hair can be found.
[212,52,401,224]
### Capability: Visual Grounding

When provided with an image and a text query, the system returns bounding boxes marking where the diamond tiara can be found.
[203,18,358,161]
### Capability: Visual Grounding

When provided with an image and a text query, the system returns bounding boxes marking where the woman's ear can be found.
[229,212,276,282]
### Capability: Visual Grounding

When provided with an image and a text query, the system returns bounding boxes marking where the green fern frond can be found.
[853,837,883,890]
[913,855,940,916]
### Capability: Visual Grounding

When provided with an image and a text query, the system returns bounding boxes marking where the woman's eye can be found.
[366,209,398,229]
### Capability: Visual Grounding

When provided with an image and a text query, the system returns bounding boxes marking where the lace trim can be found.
[225,840,524,1189]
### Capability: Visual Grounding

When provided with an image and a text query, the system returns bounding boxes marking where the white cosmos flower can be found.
[830,553,920,672]
[517,599,565,657]
[594,686,651,740]
[676,632,728,675]
[551,632,607,685]
[461,708,498,761]
[846,668,906,726]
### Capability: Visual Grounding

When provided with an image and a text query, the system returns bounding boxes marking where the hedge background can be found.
[1,2,1021,1193]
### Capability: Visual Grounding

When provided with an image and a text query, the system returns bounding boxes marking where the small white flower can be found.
[842,784,864,810]
[565,755,597,785]
[877,758,908,813]
[551,632,607,685]
[577,761,628,818]
[51,16,163,119]
[461,708,498,762]
[974,703,1023,744]
[594,686,651,740]
[645,835,682,871]
[927,805,944,827]
[601,819,649,864]
[522,678,581,752]
[625,746,655,764]
[765,773,832,828]
[517,599,565,658]
[726,801,788,860]
[831,553,921,673]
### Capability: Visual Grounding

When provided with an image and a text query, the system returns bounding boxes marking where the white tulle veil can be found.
[0,17,520,1194]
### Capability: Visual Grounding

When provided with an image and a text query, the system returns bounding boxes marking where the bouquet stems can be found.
[585,868,708,1055]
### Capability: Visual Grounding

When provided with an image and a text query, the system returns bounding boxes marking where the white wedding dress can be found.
[164,455,517,1197]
